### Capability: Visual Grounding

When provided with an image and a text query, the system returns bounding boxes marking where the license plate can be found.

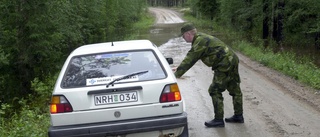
[94,91,138,105]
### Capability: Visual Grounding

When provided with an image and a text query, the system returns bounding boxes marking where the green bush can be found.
[0,99,50,137]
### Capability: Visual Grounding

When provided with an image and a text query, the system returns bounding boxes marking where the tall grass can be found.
[234,41,320,89]
[126,8,155,40]
[0,78,53,137]
[0,104,50,137]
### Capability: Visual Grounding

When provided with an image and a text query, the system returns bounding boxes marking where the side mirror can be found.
[166,58,173,65]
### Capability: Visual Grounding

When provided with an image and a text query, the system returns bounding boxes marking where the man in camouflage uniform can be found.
[174,23,244,127]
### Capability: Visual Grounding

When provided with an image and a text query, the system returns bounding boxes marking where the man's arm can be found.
[174,40,207,78]
[174,52,198,78]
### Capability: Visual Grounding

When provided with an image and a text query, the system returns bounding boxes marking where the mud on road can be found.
[149,7,320,137]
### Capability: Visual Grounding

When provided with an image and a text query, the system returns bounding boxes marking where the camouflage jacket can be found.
[175,32,236,78]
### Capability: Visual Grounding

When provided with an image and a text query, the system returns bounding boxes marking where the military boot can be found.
[225,114,244,123]
[204,119,225,127]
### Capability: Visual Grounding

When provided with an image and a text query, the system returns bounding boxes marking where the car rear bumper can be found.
[48,112,188,137]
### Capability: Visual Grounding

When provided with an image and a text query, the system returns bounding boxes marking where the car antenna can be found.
[111,41,114,46]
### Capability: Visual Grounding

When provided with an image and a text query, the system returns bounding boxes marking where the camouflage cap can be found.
[180,23,195,36]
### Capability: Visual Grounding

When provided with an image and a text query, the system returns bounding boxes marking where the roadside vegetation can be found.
[0,0,151,136]
[1,0,319,136]
[234,41,320,90]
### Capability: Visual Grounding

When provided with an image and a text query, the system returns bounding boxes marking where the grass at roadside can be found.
[126,9,155,40]
[234,41,320,90]
[182,11,320,90]
[0,78,54,137]
[0,104,50,137]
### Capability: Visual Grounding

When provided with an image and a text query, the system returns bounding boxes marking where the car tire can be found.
[178,125,189,137]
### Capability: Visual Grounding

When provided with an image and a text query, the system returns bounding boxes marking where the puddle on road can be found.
[138,23,184,46]
[137,23,193,66]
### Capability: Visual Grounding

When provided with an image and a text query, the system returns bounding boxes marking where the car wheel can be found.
[178,125,189,137]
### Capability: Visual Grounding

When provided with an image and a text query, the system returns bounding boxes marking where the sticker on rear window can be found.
[86,75,139,86]
[95,53,129,59]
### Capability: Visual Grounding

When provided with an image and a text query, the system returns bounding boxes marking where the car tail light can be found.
[50,95,73,114]
[160,83,182,103]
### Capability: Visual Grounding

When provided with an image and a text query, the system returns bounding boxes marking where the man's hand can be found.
[171,67,177,73]
[172,67,184,79]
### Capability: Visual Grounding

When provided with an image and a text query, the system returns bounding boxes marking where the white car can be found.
[48,40,188,137]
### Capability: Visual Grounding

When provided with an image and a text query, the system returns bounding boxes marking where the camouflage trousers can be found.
[208,55,243,119]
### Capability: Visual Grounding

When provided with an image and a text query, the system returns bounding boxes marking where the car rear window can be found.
[61,50,166,88]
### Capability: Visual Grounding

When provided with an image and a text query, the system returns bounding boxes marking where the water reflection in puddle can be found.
[137,23,191,66]
[138,23,184,46]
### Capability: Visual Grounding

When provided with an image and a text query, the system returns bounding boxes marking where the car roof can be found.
[71,40,157,56]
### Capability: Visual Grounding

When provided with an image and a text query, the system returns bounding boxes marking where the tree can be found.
[147,0,185,7]
[0,0,65,100]
[284,0,320,49]
[272,0,285,45]
[196,0,219,20]
[263,0,270,48]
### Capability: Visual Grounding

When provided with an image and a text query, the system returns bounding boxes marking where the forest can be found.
[0,0,319,136]
[0,0,147,106]
[156,0,320,49]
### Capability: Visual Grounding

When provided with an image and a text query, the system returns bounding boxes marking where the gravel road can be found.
[149,7,320,137]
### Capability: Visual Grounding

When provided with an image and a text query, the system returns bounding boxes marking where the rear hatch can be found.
[50,49,183,126]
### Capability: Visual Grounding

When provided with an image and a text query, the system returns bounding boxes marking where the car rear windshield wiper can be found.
[106,70,149,88]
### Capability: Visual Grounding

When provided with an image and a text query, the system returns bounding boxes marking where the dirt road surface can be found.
[149,7,184,24]
[149,7,320,137]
